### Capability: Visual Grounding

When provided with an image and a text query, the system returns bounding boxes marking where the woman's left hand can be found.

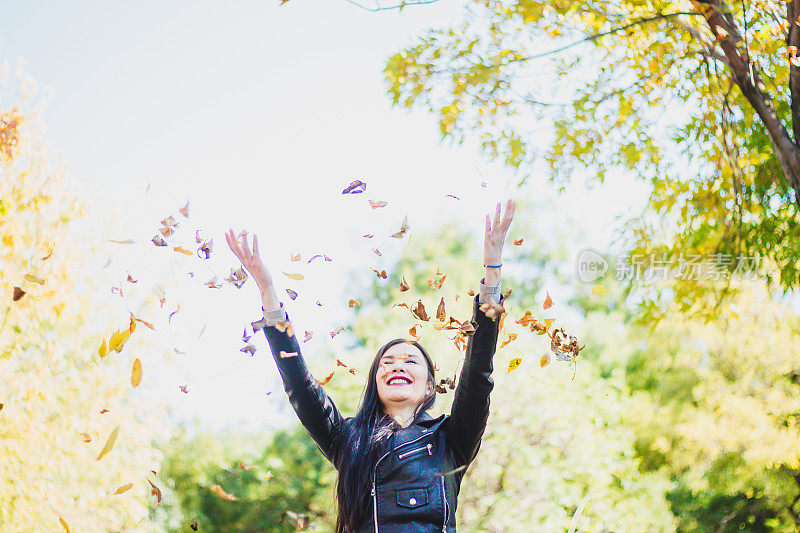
[484,199,516,265]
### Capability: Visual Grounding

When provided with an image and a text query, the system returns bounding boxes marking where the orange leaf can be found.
[372,269,387,279]
[513,238,523,246]
[210,484,238,501]
[174,246,193,255]
[24,274,45,285]
[543,292,553,309]
[499,333,517,349]
[348,299,361,308]
[280,351,299,358]
[411,299,429,321]
[113,482,133,495]
[147,477,162,504]
[179,200,190,217]
[369,200,387,209]
[540,353,551,367]
[317,371,335,385]
[79,432,91,443]
[330,326,345,338]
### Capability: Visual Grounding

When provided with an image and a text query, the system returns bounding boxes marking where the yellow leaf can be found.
[24,273,45,285]
[112,482,133,495]
[131,358,142,387]
[108,328,132,353]
[283,271,304,280]
[59,517,70,533]
[96,425,119,461]
[98,338,108,358]
[592,284,606,295]
[108,239,135,244]
[544,318,555,330]
[173,246,193,255]
[507,357,522,373]
[540,353,551,367]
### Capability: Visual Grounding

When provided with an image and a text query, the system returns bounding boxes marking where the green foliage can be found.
[384,0,800,322]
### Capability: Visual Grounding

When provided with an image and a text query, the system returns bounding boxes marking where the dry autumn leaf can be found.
[330,326,345,338]
[348,299,361,308]
[303,331,313,342]
[283,271,304,280]
[113,482,133,495]
[12,286,25,301]
[436,298,446,322]
[369,200,387,208]
[513,238,523,246]
[290,252,301,261]
[147,477,162,504]
[179,385,189,394]
[411,299,429,321]
[499,333,517,349]
[390,215,410,238]
[317,371,335,385]
[399,276,409,292]
[174,246,193,256]
[179,200,190,217]
[96,425,119,461]
[131,358,142,387]
[59,516,70,533]
[543,292,553,309]
[342,179,366,194]
[286,288,298,300]
[372,269,387,279]
[108,239,136,244]
[540,353,551,367]
[507,358,522,373]
[79,432,91,443]
[210,484,238,501]
[24,274,45,285]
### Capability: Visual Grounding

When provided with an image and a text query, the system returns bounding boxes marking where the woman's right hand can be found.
[225,228,273,292]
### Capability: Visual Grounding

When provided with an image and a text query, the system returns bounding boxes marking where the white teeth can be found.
[388,377,411,385]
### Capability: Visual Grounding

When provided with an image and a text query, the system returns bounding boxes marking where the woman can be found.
[225,199,516,532]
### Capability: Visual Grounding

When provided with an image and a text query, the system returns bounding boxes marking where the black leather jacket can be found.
[261,291,503,532]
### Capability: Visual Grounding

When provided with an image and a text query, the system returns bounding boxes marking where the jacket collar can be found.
[414,411,445,427]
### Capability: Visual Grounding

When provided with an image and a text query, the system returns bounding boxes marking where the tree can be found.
[384,0,800,318]
[0,75,168,530]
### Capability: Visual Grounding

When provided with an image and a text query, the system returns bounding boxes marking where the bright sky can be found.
[1,0,651,433]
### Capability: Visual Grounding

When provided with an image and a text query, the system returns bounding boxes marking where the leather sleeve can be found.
[446,290,503,468]
[260,311,344,467]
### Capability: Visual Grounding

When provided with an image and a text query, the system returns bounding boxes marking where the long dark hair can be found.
[333,338,436,533]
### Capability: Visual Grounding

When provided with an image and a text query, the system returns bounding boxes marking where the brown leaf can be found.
[96,425,119,461]
[372,268,387,279]
[499,333,517,349]
[540,353,551,367]
[12,286,25,301]
[147,477,162,504]
[479,299,505,321]
[543,292,553,309]
[436,298,446,322]
[466,289,475,297]
[342,179,366,194]
[303,331,313,342]
[237,461,256,471]
[411,299,429,321]
[399,276,409,292]
[286,288,298,300]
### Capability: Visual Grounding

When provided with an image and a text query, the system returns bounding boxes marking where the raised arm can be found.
[226,229,344,466]
[445,199,515,468]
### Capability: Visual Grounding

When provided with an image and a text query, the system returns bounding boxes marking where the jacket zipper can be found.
[397,442,432,459]
[372,433,430,532]
[441,475,449,532]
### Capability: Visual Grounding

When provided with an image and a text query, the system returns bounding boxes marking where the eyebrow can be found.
[381,353,420,360]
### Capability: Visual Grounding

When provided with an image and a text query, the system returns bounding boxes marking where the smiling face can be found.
[375,343,434,413]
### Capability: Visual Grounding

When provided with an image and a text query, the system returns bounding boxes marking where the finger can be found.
[494,202,501,229]
[485,214,491,237]
[253,234,259,257]
[240,233,251,260]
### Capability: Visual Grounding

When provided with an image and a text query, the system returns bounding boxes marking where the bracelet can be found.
[484,263,502,268]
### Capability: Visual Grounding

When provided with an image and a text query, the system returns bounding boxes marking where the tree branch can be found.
[787,0,800,142]
[343,0,440,11]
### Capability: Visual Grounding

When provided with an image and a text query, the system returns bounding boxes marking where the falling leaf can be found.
[330,326,345,338]
[507,358,522,373]
[481,181,487,187]
[131,315,155,330]
[280,351,299,358]
[113,482,133,495]
[316,300,323,306]
[179,200,190,217]
[100,408,110,414]
[237,461,256,471]
[197,239,213,259]
[24,274,45,285]
[467,289,475,297]
[169,305,181,323]
[363,234,373,238]
[543,292,553,309]
[152,235,167,247]
[436,298,446,322]
[408,324,421,340]
[336,358,348,367]
[210,484,238,501]
[160,227,175,237]
[204,276,223,288]
[317,371,335,385]
[390,215,410,238]
[240,344,256,356]
[12,286,25,301]
[275,320,294,337]
[41,249,54,261]
[108,328,132,354]
[147,477,162,504]
[369,200,387,209]
[399,276,409,292]
[540,353,551,367]
[263,470,273,481]
[131,359,142,387]
[307,254,321,263]
[592,284,606,295]
[108,239,136,244]
[290,252,301,261]
[174,246,193,256]
[544,318,555,330]
[303,331,313,342]
[372,248,382,256]
[286,288,298,300]
[174,347,186,355]
[283,271,304,280]
[513,238,523,246]
[411,299,429,321]
[59,517,70,532]
[179,385,189,394]
[98,338,108,358]
[479,299,505,321]
[349,367,357,374]
[341,179,366,194]
[348,299,361,308]
[499,333,517,349]
[372,269,387,279]
[444,194,460,199]
[225,267,247,288]
[79,432,91,443]
[96,425,119,461]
